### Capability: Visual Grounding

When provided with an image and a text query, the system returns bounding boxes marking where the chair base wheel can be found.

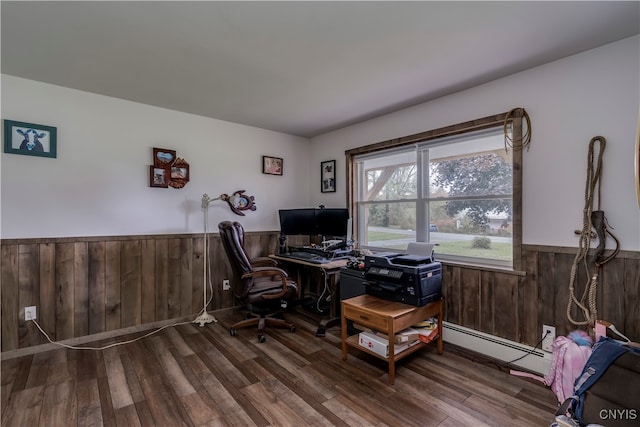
[289,326,296,333]
[230,328,237,336]
[258,335,266,343]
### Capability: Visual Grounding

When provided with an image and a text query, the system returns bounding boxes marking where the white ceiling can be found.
[2,1,639,138]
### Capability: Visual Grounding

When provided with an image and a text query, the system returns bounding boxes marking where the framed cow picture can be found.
[4,120,57,158]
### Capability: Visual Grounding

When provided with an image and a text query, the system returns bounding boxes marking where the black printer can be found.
[364,252,442,306]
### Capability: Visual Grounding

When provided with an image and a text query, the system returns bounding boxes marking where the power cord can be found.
[30,318,193,351]
[316,269,331,312]
[505,330,550,365]
[460,330,551,373]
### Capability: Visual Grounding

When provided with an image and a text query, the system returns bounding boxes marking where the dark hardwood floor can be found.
[1,309,558,426]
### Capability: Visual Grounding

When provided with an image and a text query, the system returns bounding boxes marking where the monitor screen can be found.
[278,208,349,237]
[315,208,349,238]
[278,209,317,235]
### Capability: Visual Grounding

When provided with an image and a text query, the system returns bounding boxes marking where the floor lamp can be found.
[193,193,220,326]
[193,190,256,326]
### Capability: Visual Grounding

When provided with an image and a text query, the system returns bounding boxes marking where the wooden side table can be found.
[341,294,443,384]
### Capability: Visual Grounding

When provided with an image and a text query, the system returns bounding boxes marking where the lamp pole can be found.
[193,193,220,326]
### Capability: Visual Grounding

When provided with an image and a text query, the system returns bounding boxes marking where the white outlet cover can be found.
[25,306,37,321]
[542,325,556,352]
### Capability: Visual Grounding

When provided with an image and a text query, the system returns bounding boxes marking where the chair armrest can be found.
[250,257,278,267]
[241,267,289,299]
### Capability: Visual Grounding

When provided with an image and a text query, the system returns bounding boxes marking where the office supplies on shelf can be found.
[358,331,421,358]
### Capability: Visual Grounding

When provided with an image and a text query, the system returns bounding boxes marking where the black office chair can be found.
[218,221,298,342]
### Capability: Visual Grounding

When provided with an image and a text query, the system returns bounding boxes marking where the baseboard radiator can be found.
[443,322,551,375]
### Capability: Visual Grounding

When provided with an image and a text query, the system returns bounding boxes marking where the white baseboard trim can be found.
[443,321,551,375]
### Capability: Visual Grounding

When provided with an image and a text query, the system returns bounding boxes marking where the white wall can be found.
[310,36,640,251]
[3,36,639,248]
[1,76,310,238]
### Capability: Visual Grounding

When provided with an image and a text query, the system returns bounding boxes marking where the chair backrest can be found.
[218,221,253,299]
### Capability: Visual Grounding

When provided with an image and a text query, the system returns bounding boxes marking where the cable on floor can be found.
[30,318,194,351]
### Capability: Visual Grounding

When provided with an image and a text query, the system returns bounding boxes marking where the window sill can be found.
[439,259,526,276]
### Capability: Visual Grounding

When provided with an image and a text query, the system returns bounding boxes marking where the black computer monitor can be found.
[278,207,349,238]
[278,208,317,236]
[315,208,349,238]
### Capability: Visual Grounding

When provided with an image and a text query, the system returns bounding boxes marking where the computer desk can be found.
[270,254,348,337]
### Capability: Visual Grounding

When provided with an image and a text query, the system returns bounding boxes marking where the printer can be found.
[364,252,442,306]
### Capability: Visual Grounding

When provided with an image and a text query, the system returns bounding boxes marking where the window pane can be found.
[430,199,513,262]
[361,202,416,251]
[429,134,511,198]
[362,151,416,201]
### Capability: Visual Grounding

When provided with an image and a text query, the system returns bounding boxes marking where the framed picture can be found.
[4,119,57,158]
[169,157,190,189]
[153,147,176,167]
[321,160,336,193]
[262,155,283,175]
[149,165,169,188]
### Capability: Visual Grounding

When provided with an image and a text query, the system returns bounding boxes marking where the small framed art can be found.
[262,156,283,175]
[150,165,169,188]
[321,160,336,193]
[153,147,176,167]
[4,119,57,158]
[169,157,190,189]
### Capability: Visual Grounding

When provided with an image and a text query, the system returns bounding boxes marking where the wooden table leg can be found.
[437,299,443,354]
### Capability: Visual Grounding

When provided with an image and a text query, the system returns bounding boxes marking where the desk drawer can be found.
[343,305,388,331]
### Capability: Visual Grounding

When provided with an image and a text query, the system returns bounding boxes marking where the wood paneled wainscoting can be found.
[2,235,638,354]
[441,245,640,347]
[0,231,289,353]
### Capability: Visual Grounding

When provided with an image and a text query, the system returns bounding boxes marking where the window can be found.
[347,110,524,270]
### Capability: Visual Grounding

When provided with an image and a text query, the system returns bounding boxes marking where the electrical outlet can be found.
[25,306,37,321]
[542,325,556,352]
[223,279,230,291]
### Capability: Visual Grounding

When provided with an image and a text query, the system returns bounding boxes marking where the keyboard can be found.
[281,251,329,264]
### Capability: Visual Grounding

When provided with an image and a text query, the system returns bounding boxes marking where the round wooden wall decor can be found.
[169,157,190,189]
[221,190,256,216]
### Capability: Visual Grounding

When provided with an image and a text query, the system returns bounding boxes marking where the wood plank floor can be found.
[1,310,558,426]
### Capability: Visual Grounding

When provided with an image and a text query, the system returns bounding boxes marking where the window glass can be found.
[361,202,416,251]
[355,127,513,267]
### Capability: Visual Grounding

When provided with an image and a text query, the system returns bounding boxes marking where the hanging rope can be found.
[504,108,532,152]
[566,136,607,326]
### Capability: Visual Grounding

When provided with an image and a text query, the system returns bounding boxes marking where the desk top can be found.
[270,254,348,270]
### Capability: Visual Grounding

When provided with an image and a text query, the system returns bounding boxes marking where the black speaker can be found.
[278,234,287,254]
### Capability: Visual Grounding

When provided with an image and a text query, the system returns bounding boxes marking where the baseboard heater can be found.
[443,321,551,375]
